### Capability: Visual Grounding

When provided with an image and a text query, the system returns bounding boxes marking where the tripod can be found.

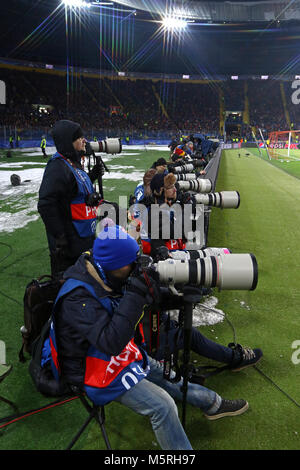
[180,297,193,430]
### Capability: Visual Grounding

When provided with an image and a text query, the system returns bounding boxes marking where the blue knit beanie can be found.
[93,225,139,271]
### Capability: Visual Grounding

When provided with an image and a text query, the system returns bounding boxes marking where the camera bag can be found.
[19,275,64,363]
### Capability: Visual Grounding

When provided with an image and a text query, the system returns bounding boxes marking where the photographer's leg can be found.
[147,357,221,414]
[147,358,249,421]
[114,378,192,450]
[190,328,234,364]
[154,325,234,364]
[189,329,263,370]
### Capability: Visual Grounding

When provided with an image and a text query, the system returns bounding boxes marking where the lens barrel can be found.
[169,247,231,260]
[173,163,195,173]
[171,159,205,173]
[193,191,240,208]
[175,173,197,181]
[156,253,258,291]
[176,178,213,193]
[90,138,122,154]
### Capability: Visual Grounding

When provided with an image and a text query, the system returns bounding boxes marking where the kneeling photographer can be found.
[38,120,119,277]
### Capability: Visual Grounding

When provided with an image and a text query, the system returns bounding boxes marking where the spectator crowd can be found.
[0,67,299,140]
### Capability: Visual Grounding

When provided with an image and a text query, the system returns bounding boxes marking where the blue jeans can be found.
[115,357,222,450]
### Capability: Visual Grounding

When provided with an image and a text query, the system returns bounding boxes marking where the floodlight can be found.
[231,76,239,80]
[182,75,190,79]
[261,75,269,80]
[163,16,187,30]
[62,0,91,8]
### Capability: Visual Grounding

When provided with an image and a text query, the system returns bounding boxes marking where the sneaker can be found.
[229,343,263,372]
[204,399,249,420]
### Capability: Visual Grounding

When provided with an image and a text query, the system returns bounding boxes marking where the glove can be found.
[182,286,205,304]
[55,234,68,257]
[88,163,105,183]
[126,267,161,306]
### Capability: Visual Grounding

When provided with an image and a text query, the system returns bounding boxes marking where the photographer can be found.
[138,175,263,373]
[168,136,179,156]
[171,141,194,162]
[37,120,108,277]
[44,225,250,450]
[139,172,186,257]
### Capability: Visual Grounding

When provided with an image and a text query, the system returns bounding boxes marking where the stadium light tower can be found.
[162,16,187,31]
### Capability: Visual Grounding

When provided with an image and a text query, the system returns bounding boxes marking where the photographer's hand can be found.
[88,162,105,183]
[182,285,204,304]
[126,267,161,306]
[55,234,68,257]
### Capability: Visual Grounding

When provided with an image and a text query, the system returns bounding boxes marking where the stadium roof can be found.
[1,1,300,76]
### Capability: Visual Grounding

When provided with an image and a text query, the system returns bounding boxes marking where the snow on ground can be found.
[0,162,46,168]
[0,168,45,232]
[168,296,226,327]
[0,147,149,233]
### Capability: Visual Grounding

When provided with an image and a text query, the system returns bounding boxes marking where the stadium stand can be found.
[1,65,300,146]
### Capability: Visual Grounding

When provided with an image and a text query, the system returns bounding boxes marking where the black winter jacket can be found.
[37,121,98,257]
[54,253,147,387]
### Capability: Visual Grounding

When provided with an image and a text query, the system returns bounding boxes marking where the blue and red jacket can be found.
[47,257,150,406]
[51,153,99,238]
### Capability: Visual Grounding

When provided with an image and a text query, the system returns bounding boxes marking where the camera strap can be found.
[163,312,181,383]
[148,307,160,355]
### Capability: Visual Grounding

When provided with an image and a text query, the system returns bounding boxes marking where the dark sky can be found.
[0,0,300,76]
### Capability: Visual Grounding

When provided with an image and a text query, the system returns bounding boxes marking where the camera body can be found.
[85,191,102,207]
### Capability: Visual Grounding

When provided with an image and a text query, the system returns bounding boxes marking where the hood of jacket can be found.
[51,120,83,163]
[63,251,114,299]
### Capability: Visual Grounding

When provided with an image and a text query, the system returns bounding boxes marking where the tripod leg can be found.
[66,412,95,450]
[181,302,193,430]
[96,407,112,450]
[0,395,19,413]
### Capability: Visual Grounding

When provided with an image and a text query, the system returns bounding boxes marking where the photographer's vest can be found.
[49,278,149,406]
[51,153,98,238]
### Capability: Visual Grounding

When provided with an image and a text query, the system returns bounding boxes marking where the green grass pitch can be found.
[0,146,300,450]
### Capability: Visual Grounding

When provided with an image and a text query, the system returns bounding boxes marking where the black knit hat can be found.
[155,158,167,167]
[72,126,84,142]
[150,173,165,193]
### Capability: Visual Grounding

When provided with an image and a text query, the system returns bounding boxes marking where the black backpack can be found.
[19,274,69,397]
[28,318,69,397]
[19,275,64,363]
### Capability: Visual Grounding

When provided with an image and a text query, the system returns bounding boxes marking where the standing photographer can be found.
[38,120,105,277]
